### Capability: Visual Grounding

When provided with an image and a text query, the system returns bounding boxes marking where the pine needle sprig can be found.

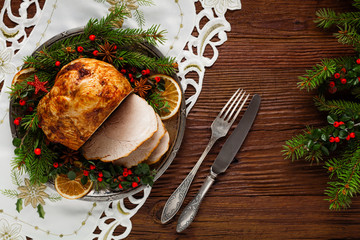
[84,5,127,36]
[115,50,176,75]
[297,58,336,91]
[334,24,360,49]
[315,8,360,29]
[354,0,360,10]
[314,95,360,115]
[325,146,360,210]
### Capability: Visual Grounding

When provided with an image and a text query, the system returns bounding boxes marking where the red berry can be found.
[98,172,103,177]
[13,119,20,126]
[155,76,161,83]
[89,35,96,41]
[146,69,150,74]
[132,182,138,188]
[27,106,34,112]
[83,170,89,176]
[333,121,340,127]
[90,165,96,170]
[334,73,340,79]
[128,73,133,79]
[113,45,117,50]
[130,78,134,83]
[346,135,351,141]
[55,61,61,67]
[339,121,345,125]
[335,137,340,143]
[19,99,26,106]
[53,162,59,168]
[38,124,42,128]
[127,169,132,175]
[16,117,22,121]
[329,81,335,88]
[92,50,99,56]
[34,148,41,155]
[341,78,347,84]
[137,176,141,182]
[341,67,346,73]
[119,184,123,189]
[329,87,337,94]
[141,70,147,75]
[350,132,356,138]
[77,46,84,52]
[329,137,335,143]
[357,59,360,65]
[97,177,103,182]
[123,171,129,177]
[120,69,127,74]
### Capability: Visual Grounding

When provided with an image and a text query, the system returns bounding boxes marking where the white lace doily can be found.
[0,0,241,239]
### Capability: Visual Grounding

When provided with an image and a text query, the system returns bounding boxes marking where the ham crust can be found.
[37,58,133,150]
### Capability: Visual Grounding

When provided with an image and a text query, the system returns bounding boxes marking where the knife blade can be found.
[176,94,261,233]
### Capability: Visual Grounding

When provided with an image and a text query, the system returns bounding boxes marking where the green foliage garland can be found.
[283,0,360,210]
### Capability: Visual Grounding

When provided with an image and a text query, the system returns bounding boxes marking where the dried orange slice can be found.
[12,68,36,85]
[149,74,182,120]
[54,172,93,200]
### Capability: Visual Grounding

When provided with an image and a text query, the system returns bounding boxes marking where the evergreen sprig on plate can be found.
[283,0,360,210]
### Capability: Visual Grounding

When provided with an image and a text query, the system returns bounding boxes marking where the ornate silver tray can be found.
[10,27,186,201]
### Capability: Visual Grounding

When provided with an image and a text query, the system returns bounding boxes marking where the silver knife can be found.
[176,94,261,233]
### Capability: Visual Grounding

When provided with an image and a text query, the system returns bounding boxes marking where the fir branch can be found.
[138,0,155,6]
[11,170,22,187]
[116,50,177,75]
[354,0,360,10]
[315,8,360,29]
[297,58,336,91]
[134,10,146,28]
[21,111,39,132]
[282,132,307,161]
[325,146,360,210]
[314,95,360,115]
[334,24,360,49]
[0,189,19,199]
[48,194,62,202]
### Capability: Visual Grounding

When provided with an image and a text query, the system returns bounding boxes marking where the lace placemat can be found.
[0,0,241,239]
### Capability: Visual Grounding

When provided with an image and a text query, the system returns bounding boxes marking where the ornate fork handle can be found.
[176,171,217,233]
[161,136,218,224]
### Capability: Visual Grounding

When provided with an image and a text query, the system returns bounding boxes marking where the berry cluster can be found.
[328,58,360,94]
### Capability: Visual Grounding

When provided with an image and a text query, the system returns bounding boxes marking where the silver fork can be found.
[161,88,250,224]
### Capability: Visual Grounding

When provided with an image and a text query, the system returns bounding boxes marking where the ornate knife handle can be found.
[161,137,217,224]
[176,172,216,233]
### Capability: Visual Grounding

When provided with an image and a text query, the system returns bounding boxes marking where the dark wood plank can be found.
[129,0,360,239]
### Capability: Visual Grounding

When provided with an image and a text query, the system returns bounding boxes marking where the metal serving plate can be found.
[9,27,186,201]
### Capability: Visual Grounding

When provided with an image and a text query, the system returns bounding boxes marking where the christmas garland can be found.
[9,6,177,199]
[283,1,360,210]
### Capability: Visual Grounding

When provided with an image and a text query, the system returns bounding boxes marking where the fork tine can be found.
[218,89,242,117]
[227,93,250,124]
[224,91,246,121]
[220,89,243,119]
[222,90,245,120]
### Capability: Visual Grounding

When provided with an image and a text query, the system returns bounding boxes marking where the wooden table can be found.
[6,0,360,239]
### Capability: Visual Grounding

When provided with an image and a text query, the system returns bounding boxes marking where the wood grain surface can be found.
[5,0,360,239]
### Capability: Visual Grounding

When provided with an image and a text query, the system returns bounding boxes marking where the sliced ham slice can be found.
[113,114,166,168]
[82,94,158,161]
[146,131,170,165]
